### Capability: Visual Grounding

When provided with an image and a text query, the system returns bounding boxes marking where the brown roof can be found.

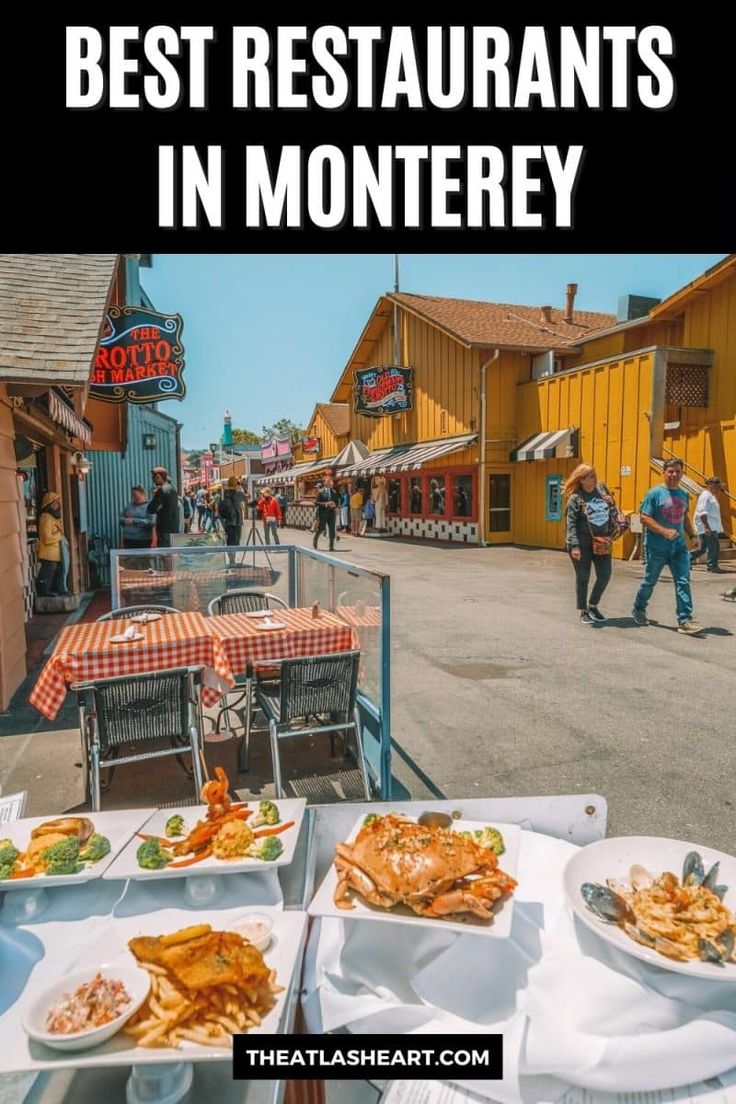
[316,402,350,437]
[0,254,119,384]
[390,292,616,350]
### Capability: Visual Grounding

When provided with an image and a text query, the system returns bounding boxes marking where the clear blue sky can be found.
[141,254,726,450]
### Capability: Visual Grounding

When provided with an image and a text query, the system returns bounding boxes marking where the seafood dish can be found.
[125,923,282,1048]
[134,769,294,871]
[334,812,516,920]
[0,817,111,881]
[581,850,736,965]
[45,974,132,1035]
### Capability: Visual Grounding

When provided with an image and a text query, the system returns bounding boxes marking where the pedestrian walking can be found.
[147,467,180,548]
[314,474,339,550]
[350,485,364,535]
[339,485,350,531]
[632,458,702,634]
[564,464,619,624]
[195,487,206,531]
[257,487,282,544]
[119,485,155,549]
[276,489,288,529]
[690,477,726,573]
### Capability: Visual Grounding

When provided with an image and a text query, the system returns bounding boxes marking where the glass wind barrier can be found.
[110,543,391,797]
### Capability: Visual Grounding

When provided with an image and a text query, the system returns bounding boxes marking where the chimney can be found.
[564,283,578,323]
[540,305,552,324]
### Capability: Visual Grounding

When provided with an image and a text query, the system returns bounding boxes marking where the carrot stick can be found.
[253,821,295,839]
[168,847,212,868]
[137,833,174,846]
[9,867,37,879]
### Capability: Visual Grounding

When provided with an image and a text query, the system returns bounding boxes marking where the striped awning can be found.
[340,433,477,476]
[510,428,578,462]
[333,439,369,468]
[46,390,92,447]
[253,456,336,486]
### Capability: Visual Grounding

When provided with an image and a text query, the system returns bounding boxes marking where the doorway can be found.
[488,472,512,542]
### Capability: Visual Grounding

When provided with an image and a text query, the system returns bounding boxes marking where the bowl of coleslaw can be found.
[23,962,150,1051]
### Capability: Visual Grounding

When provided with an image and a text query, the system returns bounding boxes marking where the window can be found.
[388,478,401,514]
[489,474,511,533]
[452,474,472,518]
[409,477,423,515]
[545,475,563,521]
[428,474,446,515]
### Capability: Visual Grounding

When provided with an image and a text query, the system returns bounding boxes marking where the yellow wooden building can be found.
[328,256,736,554]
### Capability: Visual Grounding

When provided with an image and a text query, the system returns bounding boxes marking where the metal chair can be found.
[96,605,181,622]
[249,651,370,799]
[75,668,205,811]
[206,589,288,616]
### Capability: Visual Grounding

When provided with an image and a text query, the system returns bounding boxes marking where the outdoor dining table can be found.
[28,612,234,721]
[206,608,357,675]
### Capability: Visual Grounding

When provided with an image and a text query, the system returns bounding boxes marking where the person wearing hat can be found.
[146,467,180,547]
[37,491,69,596]
[219,476,246,555]
[257,486,282,544]
[691,477,727,573]
[120,485,155,549]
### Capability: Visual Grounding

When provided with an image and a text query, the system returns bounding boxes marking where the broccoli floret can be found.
[165,814,185,838]
[362,813,381,827]
[0,843,19,879]
[136,839,172,870]
[250,801,280,829]
[79,834,111,863]
[246,836,284,862]
[456,830,475,842]
[474,827,505,856]
[43,837,83,876]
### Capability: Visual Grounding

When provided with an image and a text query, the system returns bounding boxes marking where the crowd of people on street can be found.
[565,457,728,635]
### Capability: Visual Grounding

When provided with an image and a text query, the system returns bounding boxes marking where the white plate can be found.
[563,835,736,980]
[109,632,145,643]
[129,613,162,623]
[1,907,307,1071]
[103,799,306,882]
[243,610,271,619]
[0,810,154,892]
[22,961,150,1052]
[254,620,286,631]
[308,814,520,938]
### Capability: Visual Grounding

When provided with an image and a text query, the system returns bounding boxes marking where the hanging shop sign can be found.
[90,305,185,404]
[261,436,292,464]
[354,366,414,418]
[302,435,321,454]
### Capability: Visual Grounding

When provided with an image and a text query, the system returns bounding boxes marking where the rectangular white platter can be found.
[103,798,306,881]
[0,905,307,1072]
[309,814,520,938]
[0,809,154,891]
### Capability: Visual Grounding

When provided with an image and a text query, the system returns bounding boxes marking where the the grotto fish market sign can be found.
[90,305,185,403]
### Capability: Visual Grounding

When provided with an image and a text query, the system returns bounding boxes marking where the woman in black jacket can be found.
[564,464,617,625]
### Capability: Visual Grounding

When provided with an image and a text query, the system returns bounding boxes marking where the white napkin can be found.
[123,624,137,639]
[302,830,736,1097]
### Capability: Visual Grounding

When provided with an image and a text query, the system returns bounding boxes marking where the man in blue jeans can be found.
[632,458,702,634]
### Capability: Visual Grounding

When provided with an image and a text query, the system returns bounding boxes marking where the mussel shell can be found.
[683,850,705,886]
[581,882,635,923]
[624,921,655,947]
[702,861,721,891]
[629,864,654,890]
[718,929,735,958]
[698,937,726,965]
[713,885,729,901]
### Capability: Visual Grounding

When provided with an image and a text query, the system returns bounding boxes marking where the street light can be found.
[71,451,91,477]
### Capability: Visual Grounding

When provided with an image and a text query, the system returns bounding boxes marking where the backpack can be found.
[218,494,235,524]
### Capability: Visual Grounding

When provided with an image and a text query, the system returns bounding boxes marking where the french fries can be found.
[124,931,283,1049]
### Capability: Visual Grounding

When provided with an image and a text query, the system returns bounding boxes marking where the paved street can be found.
[2,529,735,853]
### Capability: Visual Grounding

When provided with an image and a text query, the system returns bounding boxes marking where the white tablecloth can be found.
[302,831,736,1101]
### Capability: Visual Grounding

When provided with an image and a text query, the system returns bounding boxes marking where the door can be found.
[488,472,512,542]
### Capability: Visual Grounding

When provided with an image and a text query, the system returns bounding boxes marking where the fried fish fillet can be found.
[128,929,270,991]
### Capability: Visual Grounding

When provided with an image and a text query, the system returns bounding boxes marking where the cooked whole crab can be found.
[333,813,516,920]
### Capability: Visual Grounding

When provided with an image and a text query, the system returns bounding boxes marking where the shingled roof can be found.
[391,292,616,350]
[316,402,350,437]
[0,254,119,384]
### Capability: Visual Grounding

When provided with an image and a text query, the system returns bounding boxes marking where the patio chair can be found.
[206,589,288,616]
[249,650,370,799]
[96,604,181,621]
[75,668,205,811]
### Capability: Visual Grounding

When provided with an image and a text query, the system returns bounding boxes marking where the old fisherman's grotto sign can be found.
[354,366,414,418]
[90,305,185,404]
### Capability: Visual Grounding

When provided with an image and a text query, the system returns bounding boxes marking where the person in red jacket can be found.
[256,487,283,544]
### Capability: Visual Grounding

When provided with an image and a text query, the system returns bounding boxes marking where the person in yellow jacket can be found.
[37,491,69,597]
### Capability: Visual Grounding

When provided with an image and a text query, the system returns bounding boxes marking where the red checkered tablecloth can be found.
[207,608,357,675]
[29,612,234,721]
[334,605,382,629]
